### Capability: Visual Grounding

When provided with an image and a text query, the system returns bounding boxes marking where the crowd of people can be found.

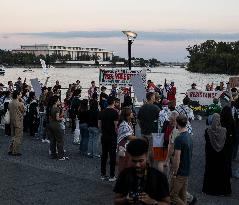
[0,76,239,205]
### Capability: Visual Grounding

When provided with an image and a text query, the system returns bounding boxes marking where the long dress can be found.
[202,129,231,196]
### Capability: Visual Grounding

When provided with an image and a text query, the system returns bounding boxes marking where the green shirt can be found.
[206,103,221,116]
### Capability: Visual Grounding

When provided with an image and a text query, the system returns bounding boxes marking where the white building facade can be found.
[12,44,113,61]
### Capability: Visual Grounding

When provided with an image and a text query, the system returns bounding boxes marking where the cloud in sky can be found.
[1,30,239,62]
[15,30,239,42]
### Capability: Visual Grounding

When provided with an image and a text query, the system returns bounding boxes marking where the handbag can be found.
[3,110,10,124]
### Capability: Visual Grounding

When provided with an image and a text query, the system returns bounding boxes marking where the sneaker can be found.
[73,141,80,145]
[108,176,117,182]
[101,175,109,181]
[87,153,93,158]
[45,139,50,144]
[41,139,46,143]
[93,154,101,158]
[58,156,69,161]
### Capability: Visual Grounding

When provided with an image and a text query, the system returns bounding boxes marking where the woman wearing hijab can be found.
[202,113,231,196]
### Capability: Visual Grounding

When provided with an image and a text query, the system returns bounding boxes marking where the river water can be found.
[0,66,235,103]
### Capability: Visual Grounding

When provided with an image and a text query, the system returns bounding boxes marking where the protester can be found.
[220,106,235,177]
[27,91,39,137]
[88,99,100,157]
[14,77,23,92]
[202,113,231,196]
[147,80,156,92]
[69,89,81,133]
[114,139,170,205]
[88,81,96,99]
[153,92,162,110]
[170,115,193,205]
[167,81,176,107]
[175,96,194,134]
[48,95,68,160]
[117,107,136,173]
[233,97,239,160]
[110,84,118,98]
[78,99,90,155]
[8,90,25,156]
[206,98,222,125]
[159,99,171,127]
[137,92,160,166]
[98,96,119,182]
[3,91,11,136]
[99,86,108,111]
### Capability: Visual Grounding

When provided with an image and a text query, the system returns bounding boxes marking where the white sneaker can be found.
[108,176,117,182]
[58,156,69,161]
[45,139,50,144]
[41,139,46,143]
[101,175,109,181]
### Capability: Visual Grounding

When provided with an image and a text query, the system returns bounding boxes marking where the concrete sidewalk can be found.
[0,120,238,205]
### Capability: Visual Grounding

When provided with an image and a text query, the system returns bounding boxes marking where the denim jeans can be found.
[38,112,46,139]
[79,123,89,154]
[88,127,100,156]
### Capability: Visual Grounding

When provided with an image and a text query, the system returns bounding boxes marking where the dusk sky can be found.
[1,0,239,61]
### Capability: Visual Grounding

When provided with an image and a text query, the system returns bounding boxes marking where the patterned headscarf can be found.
[207,113,227,152]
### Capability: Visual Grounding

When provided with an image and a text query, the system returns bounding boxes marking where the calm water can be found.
[0,66,234,103]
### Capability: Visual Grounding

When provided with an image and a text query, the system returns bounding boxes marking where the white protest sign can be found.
[187,90,223,106]
[130,74,146,102]
[30,78,42,99]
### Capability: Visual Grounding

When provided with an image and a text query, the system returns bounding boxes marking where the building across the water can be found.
[12,44,113,61]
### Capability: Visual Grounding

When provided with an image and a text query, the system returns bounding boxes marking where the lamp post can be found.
[122,31,137,70]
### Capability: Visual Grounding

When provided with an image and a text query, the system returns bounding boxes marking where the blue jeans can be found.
[38,112,46,139]
[79,123,89,154]
[88,127,100,156]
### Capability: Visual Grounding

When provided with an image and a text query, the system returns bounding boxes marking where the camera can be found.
[129,191,141,203]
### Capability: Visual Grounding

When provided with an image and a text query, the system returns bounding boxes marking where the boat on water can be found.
[23,68,34,72]
[0,66,5,75]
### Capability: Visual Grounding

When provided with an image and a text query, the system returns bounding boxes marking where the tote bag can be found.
[3,110,10,124]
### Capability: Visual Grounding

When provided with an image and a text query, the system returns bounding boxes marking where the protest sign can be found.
[130,74,146,102]
[99,69,146,86]
[30,78,42,99]
[187,90,223,106]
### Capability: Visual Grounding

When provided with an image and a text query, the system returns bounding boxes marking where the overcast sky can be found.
[0,0,239,61]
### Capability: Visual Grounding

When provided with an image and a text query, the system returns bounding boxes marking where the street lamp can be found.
[122,31,137,70]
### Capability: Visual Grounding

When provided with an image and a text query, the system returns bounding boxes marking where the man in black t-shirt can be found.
[98,96,119,181]
[137,92,160,167]
[99,86,108,111]
[114,139,170,205]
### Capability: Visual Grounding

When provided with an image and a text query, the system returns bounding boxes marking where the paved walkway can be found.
[0,120,238,205]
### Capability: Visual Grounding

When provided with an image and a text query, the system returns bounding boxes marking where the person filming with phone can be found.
[114,139,170,205]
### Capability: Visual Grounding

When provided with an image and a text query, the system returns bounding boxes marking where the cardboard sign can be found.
[30,78,42,99]
[229,77,239,88]
[99,69,146,86]
[187,90,223,106]
[130,74,147,102]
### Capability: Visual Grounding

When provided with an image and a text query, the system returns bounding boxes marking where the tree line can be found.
[187,40,239,74]
[0,49,161,67]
